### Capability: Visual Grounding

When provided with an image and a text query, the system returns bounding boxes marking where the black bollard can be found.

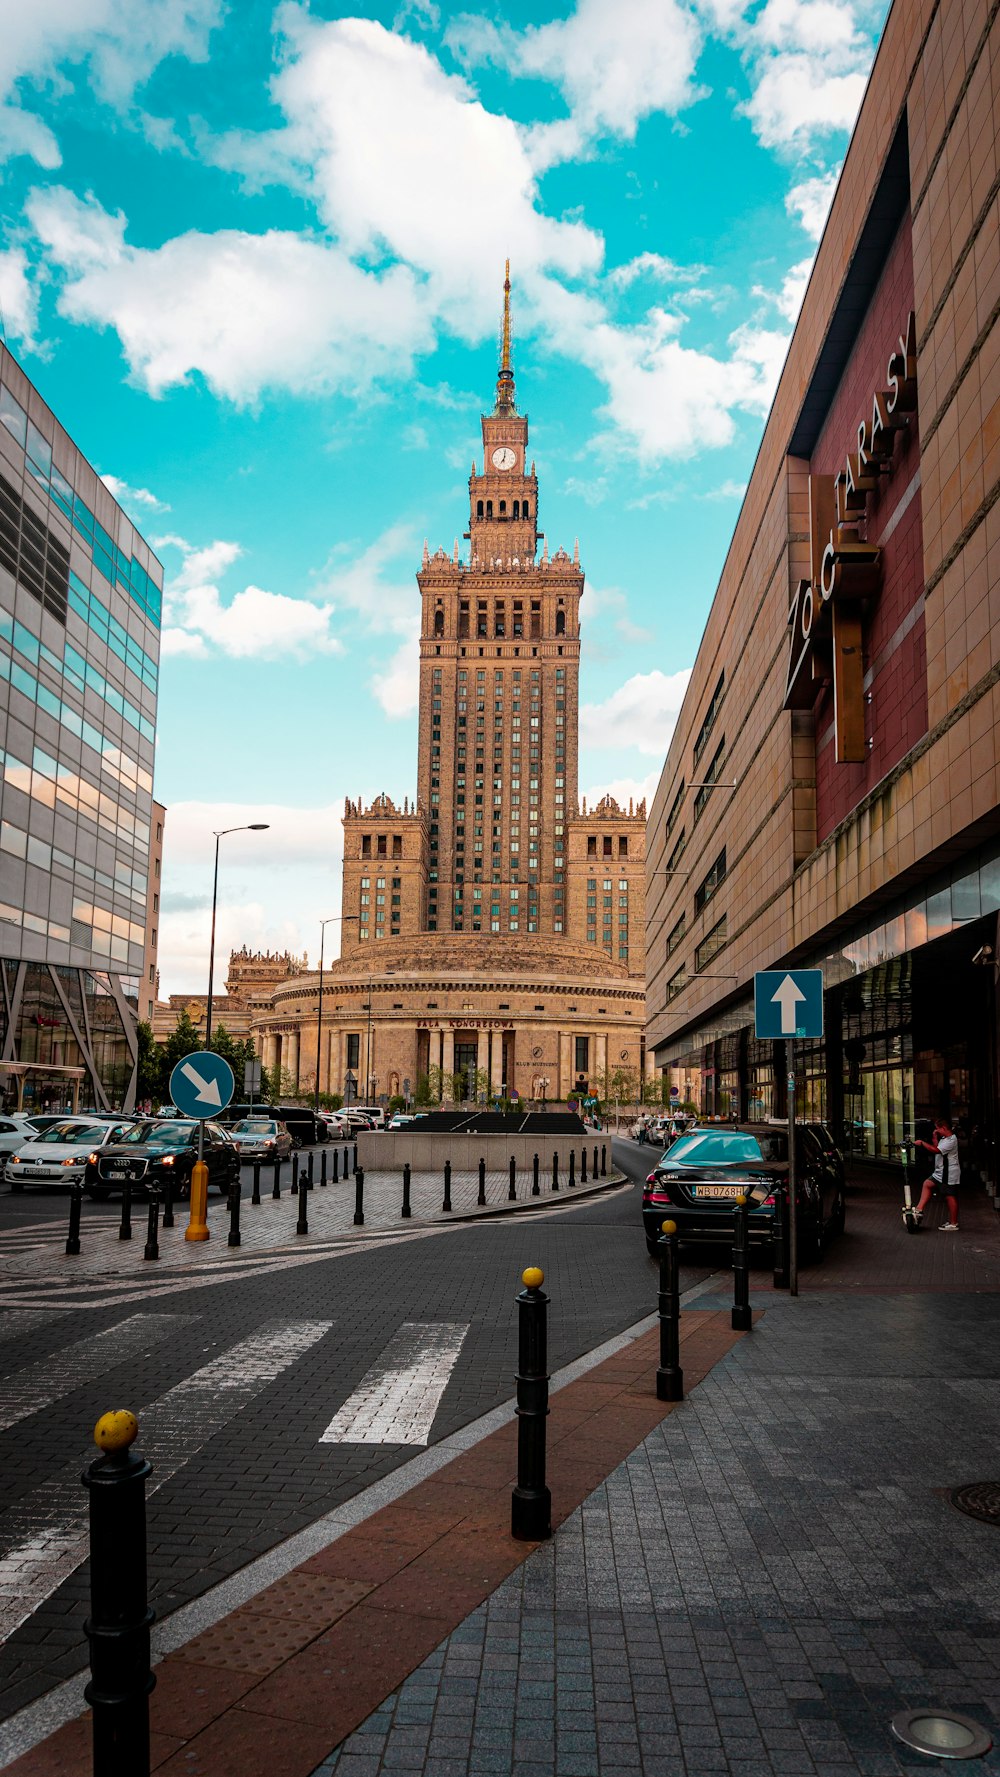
[511,1267,551,1541]
[66,1183,83,1256]
[568,1150,576,1188]
[352,1142,358,1174]
[251,1161,261,1206]
[332,1146,339,1183]
[532,1152,540,1196]
[320,1150,327,1187]
[478,1157,487,1206]
[290,1151,299,1196]
[228,1178,242,1249]
[143,1191,160,1263]
[343,1143,349,1176]
[305,1152,314,1192]
[296,1175,309,1236]
[118,1179,132,1242]
[601,1143,607,1176]
[509,1156,517,1202]
[402,1161,412,1219]
[772,1181,790,1289]
[442,1158,452,1213]
[83,1412,155,1775]
[593,1145,598,1178]
[552,1151,559,1192]
[732,1194,751,1330]
[656,1220,684,1401]
[353,1166,365,1227]
[581,1147,588,1183]
[272,1157,281,1199]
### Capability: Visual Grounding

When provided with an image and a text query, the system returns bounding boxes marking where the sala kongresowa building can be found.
[647,0,1000,1177]
[0,342,160,1111]
[255,277,649,1106]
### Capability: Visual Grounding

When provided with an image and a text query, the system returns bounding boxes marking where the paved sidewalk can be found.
[317,1288,1000,1777]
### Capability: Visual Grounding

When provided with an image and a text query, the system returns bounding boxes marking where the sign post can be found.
[754,970,824,1298]
[168,1052,235,1244]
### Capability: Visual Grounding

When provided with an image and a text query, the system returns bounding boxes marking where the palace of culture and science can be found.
[253,270,650,1106]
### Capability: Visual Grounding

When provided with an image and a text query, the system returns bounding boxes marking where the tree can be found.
[414,1072,435,1107]
[135,1020,162,1107]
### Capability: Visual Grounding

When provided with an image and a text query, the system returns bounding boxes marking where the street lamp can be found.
[314,915,359,1112]
[205,824,270,1050]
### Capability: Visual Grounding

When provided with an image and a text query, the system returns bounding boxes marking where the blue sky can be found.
[0,0,888,993]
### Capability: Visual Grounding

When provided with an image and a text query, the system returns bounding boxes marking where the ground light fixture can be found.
[890,1709,992,1759]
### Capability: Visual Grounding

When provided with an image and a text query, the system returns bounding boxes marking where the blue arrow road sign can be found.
[754,969,824,1041]
[169,1051,235,1120]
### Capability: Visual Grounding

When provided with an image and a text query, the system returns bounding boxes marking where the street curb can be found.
[412,1169,629,1227]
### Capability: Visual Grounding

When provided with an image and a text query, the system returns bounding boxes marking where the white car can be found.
[320,1112,348,1137]
[387,1113,416,1130]
[0,1113,53,1172]
[7,1117,132,1190]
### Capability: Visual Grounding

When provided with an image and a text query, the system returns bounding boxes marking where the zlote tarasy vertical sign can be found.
[784,311,917,763]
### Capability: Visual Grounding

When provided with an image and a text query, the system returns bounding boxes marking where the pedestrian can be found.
[913,1115,960,1230]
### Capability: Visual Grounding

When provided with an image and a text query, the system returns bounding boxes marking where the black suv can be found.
[86,1119,239,1200]
[641,1123,845,1258]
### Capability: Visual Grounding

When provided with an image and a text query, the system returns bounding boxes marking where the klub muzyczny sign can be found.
[784,310,917,762]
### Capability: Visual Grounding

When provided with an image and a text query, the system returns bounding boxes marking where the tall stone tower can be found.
[414,264,583,940]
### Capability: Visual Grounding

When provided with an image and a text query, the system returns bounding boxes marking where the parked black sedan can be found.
[85,1119,239,1200]
[641,1124,845,1258]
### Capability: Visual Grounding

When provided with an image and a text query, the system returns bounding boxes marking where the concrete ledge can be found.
[358,1131,609,1173]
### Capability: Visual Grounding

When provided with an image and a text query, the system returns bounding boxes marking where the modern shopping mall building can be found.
[0,342,161,1111]
[646,0,1000,1181]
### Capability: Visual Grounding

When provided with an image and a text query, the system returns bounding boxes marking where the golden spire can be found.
[495,259,516,414]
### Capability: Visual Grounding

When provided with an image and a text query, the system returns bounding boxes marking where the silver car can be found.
[226,1118,293,1162]
[7,1118,131,1190]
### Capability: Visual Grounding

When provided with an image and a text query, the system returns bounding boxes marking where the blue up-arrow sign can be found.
[169,1050,235,1120]
[754,969,824,1041]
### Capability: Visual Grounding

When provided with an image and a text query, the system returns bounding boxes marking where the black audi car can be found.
[641,1124,845,1258]
[86,1119,239,1200]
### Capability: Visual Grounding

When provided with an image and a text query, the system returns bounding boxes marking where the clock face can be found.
[491,446,517,471]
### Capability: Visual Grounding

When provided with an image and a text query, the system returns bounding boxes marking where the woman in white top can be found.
[914,1116,960,1230]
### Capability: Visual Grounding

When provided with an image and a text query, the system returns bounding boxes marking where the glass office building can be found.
[0,342,160,1111]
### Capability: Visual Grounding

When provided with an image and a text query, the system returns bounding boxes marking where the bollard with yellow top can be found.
[656,1219,684,1401]
[83,1409,155,1775]
[732,1192,752,1331]
[511,1265,551,1541]
[185,1152,211,1242]
[167,1050,237,1245]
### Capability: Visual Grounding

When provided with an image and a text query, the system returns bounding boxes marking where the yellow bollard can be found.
[185,1159,210,1242]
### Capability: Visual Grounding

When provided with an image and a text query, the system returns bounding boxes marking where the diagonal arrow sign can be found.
[180,1060,222,1107]
[771,973,806,1036]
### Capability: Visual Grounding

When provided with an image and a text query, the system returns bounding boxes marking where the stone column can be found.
[598,1032,609,1087]
[559,1030,573,1098]
[441,1028,455,1101]
[490,1028,504,1096]
[476,1029,489,1099]
[287,1029,299,1093]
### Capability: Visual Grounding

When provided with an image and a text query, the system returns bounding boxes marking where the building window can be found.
[693,672,725,767]
[695,915,727,971]
[694,848,727,914]
[694,737,726,822]
[346,1034,360,1069]
[665,780,685,838]
[667,827,686,873]
[666,914,686,956]
[666,966,688,1003]
[574,1036,589,1074]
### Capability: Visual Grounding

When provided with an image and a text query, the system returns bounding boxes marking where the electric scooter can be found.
[900,1140,920,1232]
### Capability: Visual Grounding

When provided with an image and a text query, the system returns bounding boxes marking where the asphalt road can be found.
[0,1134,722,1724]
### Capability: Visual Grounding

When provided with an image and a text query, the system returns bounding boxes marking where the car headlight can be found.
[264,1140,274,1148]
[9,1156,19,1164]
[87,1152,99,1164]
[160,1155,175,1166]
[61,1157,78,1166]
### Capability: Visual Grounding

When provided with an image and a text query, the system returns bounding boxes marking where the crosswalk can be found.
[320,1322,469,1445]
[0,1317,333,1640]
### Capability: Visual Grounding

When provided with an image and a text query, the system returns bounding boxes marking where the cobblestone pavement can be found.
[0,1143,716,1725]
[315,1223,1000,1775]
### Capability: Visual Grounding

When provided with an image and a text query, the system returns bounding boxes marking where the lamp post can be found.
[314,916,359,1112]
[204,824,269,1050]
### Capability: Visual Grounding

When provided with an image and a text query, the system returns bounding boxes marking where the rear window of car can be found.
[122,1122,196,1150]
[665,1130,788,1166]
[234,1121,274,1134]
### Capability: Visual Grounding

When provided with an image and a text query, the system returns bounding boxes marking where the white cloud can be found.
[100,472,169,514]
[0,0,222,167]
[158,534,343,660]
[607,252,706,290]
[372,635,421,720]
[0,247,38,349]
[735,0,874,150]
[773,254,813,323]
[745,55,867,147]
[157,798,348,997]
[786,167,839,238]
[447,0,703,167]
[579,667,692,757]
[582,768,661,810]
[579,581,654,649]
[27,186,431,403]
[318,525,421,718]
